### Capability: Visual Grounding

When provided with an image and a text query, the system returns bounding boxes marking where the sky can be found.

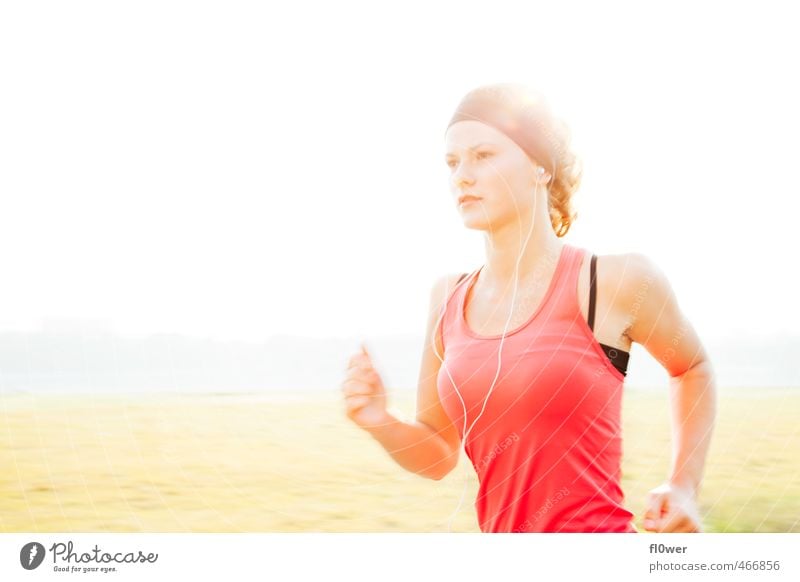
[1,0,798,344]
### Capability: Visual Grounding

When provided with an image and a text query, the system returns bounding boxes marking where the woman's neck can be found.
[480,222,564,295]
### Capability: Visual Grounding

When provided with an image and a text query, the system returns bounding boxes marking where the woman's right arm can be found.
[341,274,464,480]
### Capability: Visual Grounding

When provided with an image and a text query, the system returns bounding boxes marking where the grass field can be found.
[0,387,797,532]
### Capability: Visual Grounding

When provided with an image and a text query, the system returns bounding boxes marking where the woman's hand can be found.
[341,343,390,431]
[642,481,703,532]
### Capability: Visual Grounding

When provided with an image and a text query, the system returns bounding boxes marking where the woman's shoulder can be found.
[599,251,667,285]
[596,251,675,314]
[436,271,472,297]
[429,271,472,308]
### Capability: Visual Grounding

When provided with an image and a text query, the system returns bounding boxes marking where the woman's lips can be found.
[459,196,482,207]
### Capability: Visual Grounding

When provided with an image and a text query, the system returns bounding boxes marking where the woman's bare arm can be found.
[362,273,464,480]
[623,253,717,494]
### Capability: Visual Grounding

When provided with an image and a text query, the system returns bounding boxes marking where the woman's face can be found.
[444,120,543,231]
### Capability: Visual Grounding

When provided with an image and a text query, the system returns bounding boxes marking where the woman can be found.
[341,83,716,533]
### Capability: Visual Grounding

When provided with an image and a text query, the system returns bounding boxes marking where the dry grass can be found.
[1,387,797,532]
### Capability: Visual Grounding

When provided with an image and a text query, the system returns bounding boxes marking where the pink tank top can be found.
[436,243,637,533]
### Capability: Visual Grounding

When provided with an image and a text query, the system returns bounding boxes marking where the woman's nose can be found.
[453,164,475,187]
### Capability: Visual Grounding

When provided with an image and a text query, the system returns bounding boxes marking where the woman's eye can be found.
[446,153,489,168]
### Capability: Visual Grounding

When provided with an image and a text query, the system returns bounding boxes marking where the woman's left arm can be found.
[622,253,718,533]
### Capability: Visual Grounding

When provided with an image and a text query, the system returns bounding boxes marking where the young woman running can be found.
[341,83,716,533]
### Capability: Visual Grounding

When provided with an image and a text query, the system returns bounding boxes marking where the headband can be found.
[445,84,557,175]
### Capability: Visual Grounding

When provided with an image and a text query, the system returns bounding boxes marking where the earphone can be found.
[434,162,548,531]
[538,166,550,181]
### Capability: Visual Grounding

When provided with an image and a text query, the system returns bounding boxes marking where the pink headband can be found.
[446,84,557,175]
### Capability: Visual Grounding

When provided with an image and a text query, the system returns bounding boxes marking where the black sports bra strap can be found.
[588,253,630,377]
[588,253,597,332]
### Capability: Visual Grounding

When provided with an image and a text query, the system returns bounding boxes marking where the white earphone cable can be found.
[434,166,548,531]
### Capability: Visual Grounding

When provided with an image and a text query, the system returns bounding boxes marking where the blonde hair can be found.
[546,115,582,237]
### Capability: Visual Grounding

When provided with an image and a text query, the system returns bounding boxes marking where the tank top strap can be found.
[548,243,586,319]
[438,268,479,351]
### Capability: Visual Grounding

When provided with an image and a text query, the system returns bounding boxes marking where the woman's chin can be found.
[460,216,492,231]
[457,204,496,230]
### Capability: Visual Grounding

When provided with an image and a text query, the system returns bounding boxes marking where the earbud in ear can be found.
[536,167,551,182]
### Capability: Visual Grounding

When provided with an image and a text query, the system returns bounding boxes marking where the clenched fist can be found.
[642,482,703,532]
[341,343,390,430]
